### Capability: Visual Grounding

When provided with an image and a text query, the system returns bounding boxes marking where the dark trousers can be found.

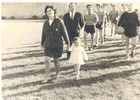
[67,51,71,60]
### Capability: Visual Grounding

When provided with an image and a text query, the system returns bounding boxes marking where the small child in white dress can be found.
[68,37,88,80]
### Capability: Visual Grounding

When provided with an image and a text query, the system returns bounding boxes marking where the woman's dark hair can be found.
[44,5,57,14]
[86,4,92,8]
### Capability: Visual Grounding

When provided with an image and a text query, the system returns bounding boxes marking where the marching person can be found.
[95,4,105,46]
[41,5,70,83]
[118,4,126,44]
[68,37,88,80]
[109,4,119,36]
[63,3,84,59]
[117,3,140,60]
[84,4,98,50]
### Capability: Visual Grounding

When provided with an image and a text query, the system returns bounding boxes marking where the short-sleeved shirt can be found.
[84,12,98,25]
[109,10,118,21]
[95,10,104,22]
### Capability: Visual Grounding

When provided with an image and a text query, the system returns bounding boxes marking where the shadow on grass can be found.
[2,65,74,79]
[2,80,42,91]
[2,50,67,61]
[82,59,140,71]
[2,64,28,71]
[3,68,140,98]
[3,88,41,99]
[2,50,42,55]
[6,44,41,50]
[43,68,140,90]
[2,52,44,61]
[94,42,124,50]
[2,56,140,80]
[2,48,140,79]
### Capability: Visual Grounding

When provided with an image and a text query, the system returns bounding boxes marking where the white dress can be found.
[69,45,88,65]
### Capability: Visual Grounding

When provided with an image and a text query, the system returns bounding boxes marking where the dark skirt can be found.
[44,47,63,58]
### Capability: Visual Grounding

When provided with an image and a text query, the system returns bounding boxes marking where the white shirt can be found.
[49,19,53,25]
[69,11,75,19]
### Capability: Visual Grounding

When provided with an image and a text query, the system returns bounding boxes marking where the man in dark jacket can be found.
[63,3,84,59]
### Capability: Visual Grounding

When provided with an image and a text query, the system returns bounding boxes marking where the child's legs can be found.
[75,64,81,79]
[53,58,60,77]
[125,36,130,57]
[44,56,51,78]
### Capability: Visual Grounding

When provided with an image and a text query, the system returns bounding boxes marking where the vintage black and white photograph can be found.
[1,1,140,100]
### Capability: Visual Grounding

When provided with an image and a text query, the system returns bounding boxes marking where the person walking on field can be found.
[117,4,140,60]
[135,9,140,43]
[41,5,70,83]
[109,4,119,36]
[68,37,88,80]
[95,4,105,46]
[84,4,98,51]
[63,3,84,60]
[102,3,109,41]
[118,4,126,44]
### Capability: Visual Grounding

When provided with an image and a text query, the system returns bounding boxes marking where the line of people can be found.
[41,3,140,83]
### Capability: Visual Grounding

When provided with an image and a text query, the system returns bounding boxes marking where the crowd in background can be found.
[41,3,140,83]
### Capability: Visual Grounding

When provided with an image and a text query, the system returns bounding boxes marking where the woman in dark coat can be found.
[41,5,70,83]
[118,4,140,60]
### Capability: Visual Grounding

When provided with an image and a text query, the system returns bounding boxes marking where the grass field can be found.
[1,20,140,100]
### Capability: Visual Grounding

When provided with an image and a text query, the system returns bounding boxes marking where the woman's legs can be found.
[54,58,60,78]
[42,56,51,83]
[75,64,81,80]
